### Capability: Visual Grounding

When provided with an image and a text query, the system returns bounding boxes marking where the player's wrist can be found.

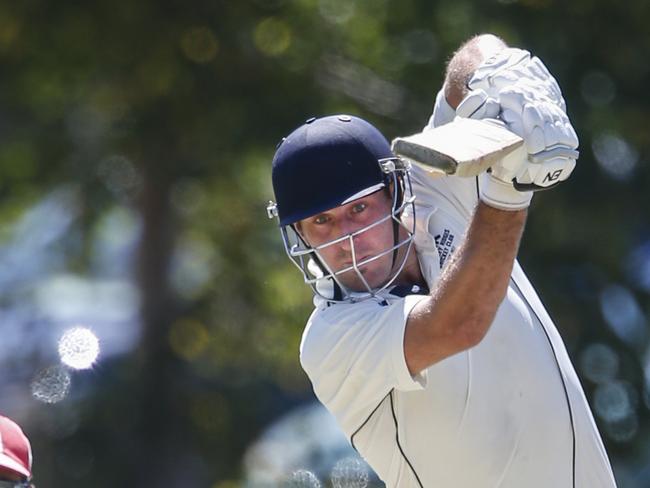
[479,173,533,211]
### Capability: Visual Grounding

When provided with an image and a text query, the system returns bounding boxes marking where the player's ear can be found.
[383,180,395,202]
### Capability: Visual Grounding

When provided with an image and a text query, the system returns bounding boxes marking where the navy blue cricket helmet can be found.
[271,115,395,226]
[267,114,416,303]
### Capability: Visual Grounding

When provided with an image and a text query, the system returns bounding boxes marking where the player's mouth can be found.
[341,255,371,269]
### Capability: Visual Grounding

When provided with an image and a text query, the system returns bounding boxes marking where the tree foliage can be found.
[0,0,648,486]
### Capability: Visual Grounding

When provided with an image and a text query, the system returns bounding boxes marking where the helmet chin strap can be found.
[391,218,400,269]
[387,173,405,271]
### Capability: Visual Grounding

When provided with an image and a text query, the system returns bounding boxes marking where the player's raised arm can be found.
[404,203,527,375]
[403,35,577,375]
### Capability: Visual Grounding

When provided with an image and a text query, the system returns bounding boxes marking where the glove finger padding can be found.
[525,102,578,152]
[469,48,531,90]
[528,57,565,110]
[559,120,579,148]
[522,103,547,154]
[501,107,525,140]
[499,87,579,153]
[505,99,578,190]
[469,48,566,110]
[500,88,549,154]
[456,89,500,120]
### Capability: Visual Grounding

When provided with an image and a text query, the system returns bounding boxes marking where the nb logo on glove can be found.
[543,169,563,183]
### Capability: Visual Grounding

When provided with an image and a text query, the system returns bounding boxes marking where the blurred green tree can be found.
[0,0,648,486]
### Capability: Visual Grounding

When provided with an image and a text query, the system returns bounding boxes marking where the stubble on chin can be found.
[337,257,395,291]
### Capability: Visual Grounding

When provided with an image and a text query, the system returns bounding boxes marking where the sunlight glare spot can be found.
[31,365,71,404]
[288,469,321,487]
[331,457,369,488]
[58,326,100,370]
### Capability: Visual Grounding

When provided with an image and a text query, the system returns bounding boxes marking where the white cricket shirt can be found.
[299,164,617,487]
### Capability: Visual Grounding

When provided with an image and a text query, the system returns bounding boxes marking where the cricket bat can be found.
[391,118,526,177]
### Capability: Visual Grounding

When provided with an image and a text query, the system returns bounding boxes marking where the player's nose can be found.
[336,219,362,251]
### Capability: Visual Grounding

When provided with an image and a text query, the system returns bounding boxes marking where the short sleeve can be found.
[299,294,428,436]
[409,164,478,224]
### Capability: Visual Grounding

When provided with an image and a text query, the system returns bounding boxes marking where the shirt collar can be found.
[388,283,429,297]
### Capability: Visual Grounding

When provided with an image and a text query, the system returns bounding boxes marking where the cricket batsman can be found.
[267,34,617,487]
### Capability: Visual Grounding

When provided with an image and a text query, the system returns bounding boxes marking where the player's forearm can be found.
[405,202,526,374]
[433,202,526,336]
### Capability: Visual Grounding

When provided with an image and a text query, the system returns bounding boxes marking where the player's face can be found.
[298,189,404,291]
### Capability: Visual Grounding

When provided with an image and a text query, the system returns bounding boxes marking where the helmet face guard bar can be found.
[270,157,417,303]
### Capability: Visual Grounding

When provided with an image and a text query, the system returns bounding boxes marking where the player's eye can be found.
[351,202,367,214]
[313,214,329,225]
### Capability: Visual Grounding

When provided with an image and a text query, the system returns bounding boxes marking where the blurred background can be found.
[0,0,648,486]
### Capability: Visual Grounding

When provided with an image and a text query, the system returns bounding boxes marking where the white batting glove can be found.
[460,93,578,208]
[468,47,566,110]
[455,89,500,120]
[499,88,578,190]
[459,48,579,195]
[478,172,533,211]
